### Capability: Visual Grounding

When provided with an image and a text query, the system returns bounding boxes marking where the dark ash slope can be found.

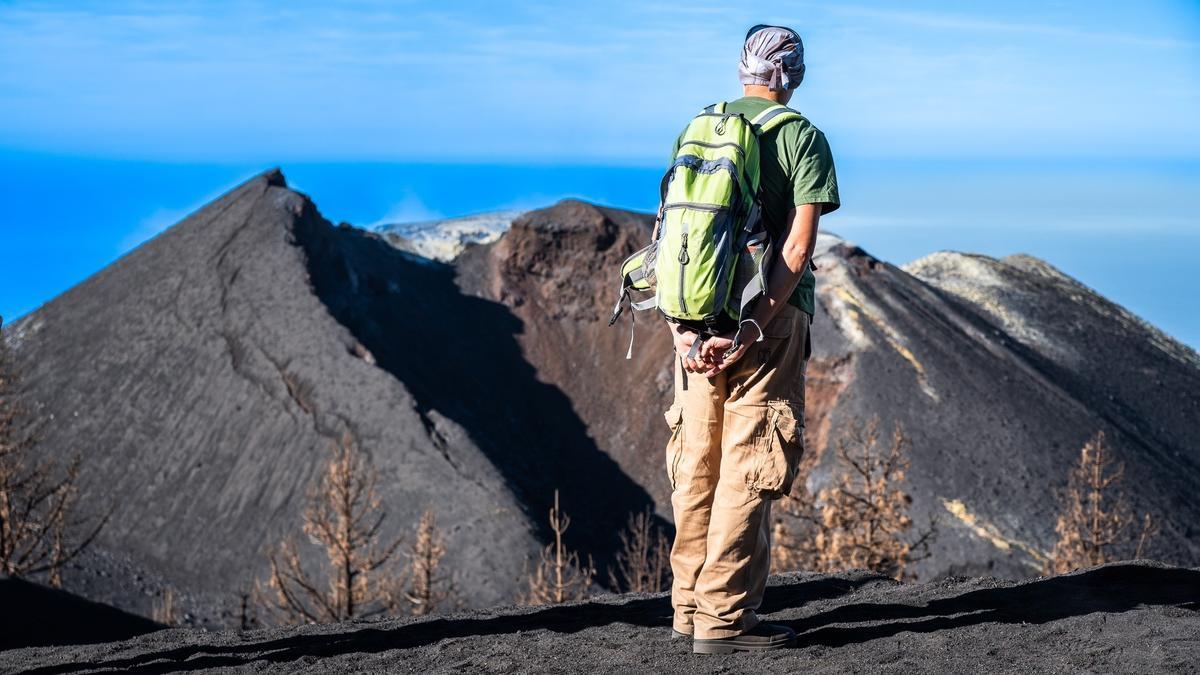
[4,562,1197,674]
[5,170,649,625]
[798,240,1200,577]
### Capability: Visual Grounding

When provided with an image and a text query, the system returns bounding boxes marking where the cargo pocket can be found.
[664,404,684,491]
[748,400,805,499]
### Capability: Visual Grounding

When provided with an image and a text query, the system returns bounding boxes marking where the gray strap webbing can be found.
[623,290,662,359]
[746,201,761,230]
[738,238,773,318]
[749,104,785,125]
[624,292,638,360]
[625,311,636,360]
[608,287,627,326]
[739,273,766,316]
[671,154,739,176]
[609,289,628,324]
[750,105,798,135]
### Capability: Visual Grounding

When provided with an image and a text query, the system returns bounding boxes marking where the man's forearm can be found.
[744,204,821,336]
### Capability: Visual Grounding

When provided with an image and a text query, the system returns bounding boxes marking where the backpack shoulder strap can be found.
[749,104,802,135]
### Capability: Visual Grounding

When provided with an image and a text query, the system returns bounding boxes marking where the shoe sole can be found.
[692,634,796,654]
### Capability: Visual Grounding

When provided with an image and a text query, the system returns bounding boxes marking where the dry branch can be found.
[0,320,106,586]
[401,508,456,616]
[522,490,594,604]
[257,431,404,624]
[608,507,671,594]
[1048,431,1156,573]
[772,417,935,580]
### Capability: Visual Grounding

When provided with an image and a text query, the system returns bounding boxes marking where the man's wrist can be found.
[735,319,764,347]
[744,319,764,341]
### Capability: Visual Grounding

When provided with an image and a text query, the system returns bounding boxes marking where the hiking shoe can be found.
[672,628,693,639]
[692,623,796,654]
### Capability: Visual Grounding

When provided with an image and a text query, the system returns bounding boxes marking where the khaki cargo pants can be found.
[664,304,808,639]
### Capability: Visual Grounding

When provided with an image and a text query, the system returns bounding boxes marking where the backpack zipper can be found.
[678,231,689,314]
[663,202,725,213]
[678,140,745,160]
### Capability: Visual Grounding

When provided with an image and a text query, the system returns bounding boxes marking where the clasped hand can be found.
[671,323,760,378]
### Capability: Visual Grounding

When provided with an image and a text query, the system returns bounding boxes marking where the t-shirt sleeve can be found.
[784,126,840,214]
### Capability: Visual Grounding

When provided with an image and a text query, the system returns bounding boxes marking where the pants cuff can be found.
[694,613,760,640]
[673,615,695,634]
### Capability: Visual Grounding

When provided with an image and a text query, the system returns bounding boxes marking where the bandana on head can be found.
[738,25,805,91]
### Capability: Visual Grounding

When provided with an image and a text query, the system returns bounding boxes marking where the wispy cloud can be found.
[119,206,191,252]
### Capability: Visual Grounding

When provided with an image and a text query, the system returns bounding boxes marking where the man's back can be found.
[670,96,839,316]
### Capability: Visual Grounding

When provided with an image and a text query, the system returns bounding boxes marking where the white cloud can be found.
[826,4,1199,49]
[370,193,443,226]
[118,206,192,252]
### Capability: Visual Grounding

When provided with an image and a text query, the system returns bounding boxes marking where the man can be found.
[663,24,839,654]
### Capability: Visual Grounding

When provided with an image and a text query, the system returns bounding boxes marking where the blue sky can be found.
[1,1,1199,346]
[2,1,1198,162]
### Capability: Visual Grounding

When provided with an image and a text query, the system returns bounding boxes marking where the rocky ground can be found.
[5,561,1197,674]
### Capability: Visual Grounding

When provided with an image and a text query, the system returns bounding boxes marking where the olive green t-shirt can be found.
[669,96,840,315]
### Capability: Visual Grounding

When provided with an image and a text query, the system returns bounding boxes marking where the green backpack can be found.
[608,101,801,358]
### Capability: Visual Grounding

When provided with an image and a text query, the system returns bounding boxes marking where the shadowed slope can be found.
[455,201,678,510]
[296,215,658,567]
[0,578,163,649]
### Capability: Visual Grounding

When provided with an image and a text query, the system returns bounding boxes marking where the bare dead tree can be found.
[772,417,935,580]
[401,508,455,616]
[771,484,822,573]
[1134,512,1160,560]
[522,490,595,604]
[237,589,258,631]
[608,507,672,593]
[0,320,106,586]
[257,432,404,625]
[1048,431,1157,573]
[153,588,179,626]
[771,427,824,574]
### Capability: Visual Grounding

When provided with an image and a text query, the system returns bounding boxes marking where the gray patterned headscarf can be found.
[738,24,805,91]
